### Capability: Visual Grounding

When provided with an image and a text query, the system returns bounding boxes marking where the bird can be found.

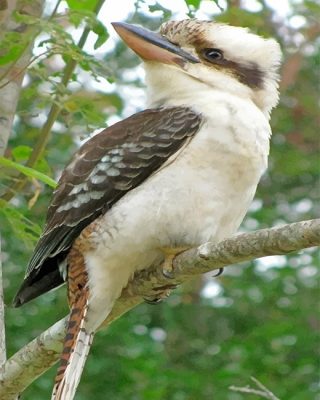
[13,19,282,400]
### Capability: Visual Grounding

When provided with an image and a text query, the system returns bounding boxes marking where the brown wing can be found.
[13,106,202,306]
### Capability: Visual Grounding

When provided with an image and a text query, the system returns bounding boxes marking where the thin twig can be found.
[250,377,280,400]
[49,0,62,21]
[229,385,276,399]
[229,376,280,400]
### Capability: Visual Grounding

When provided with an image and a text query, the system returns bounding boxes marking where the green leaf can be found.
[68,10,109,49]
[92,20,109,50]
[13,10,40,25]
[0,200,41,245]
[0,157,57,188]
[0,32,27,66]
[10,146,51,175]
[185,0,201,7]
[11,145,32,162]
[66,0,97,11]
[305,0,320,14]
[185,0,224,11]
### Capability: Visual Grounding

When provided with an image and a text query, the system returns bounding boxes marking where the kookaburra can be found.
[13,19,281,400]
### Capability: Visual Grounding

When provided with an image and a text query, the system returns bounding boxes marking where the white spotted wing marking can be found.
[61,151,124,212]
[69,183,88,195]
[90,175,106,184]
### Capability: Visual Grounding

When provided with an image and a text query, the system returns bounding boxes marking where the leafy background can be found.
[0,0,319,399]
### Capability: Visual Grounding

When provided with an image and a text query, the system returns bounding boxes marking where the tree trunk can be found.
[0,0,44,388]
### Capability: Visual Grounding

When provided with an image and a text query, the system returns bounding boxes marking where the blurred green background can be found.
[1,0,319,399]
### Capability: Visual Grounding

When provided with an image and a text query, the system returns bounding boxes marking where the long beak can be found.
[112,22,199,66]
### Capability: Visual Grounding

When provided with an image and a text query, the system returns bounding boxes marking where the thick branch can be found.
[1,219,319,399]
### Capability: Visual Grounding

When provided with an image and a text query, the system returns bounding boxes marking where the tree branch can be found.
[0,239,5,379]
[0,0,44,392]
[1,219,319,399]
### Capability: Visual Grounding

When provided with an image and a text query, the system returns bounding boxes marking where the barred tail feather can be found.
[52,288,93,400]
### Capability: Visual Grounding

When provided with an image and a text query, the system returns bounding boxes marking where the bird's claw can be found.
[143,284,177,304]
[160,246,189,279]
[212,268,224,277]
[143,296,164,305]
[162,265,175,279]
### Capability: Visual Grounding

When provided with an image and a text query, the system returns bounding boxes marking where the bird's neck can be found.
[145,66,250,119]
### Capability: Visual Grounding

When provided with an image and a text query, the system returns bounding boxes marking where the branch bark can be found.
[1,219,319,399]
[0,239,5,379]
[0,0,44,389]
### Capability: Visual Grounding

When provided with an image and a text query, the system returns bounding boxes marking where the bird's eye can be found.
[202,48,224,62]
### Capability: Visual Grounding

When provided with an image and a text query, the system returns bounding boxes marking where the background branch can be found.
[0,239,5,379]
[229,376,280,400]
[1,0,106,202]
[0,0,45,387]
[1,219,319,399]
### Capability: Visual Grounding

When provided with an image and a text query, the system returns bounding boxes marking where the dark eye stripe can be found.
[198,46,264,89]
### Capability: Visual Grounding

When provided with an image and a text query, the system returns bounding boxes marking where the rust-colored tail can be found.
[51,287,93,400]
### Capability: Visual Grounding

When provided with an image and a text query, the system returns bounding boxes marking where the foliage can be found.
[1,0,319,399]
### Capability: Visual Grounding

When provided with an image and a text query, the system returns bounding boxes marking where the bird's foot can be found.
[144,283,177,304]
[143,247,189,304]
[159,246,190,279]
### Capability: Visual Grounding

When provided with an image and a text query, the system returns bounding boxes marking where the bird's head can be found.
[112,19,282,117]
